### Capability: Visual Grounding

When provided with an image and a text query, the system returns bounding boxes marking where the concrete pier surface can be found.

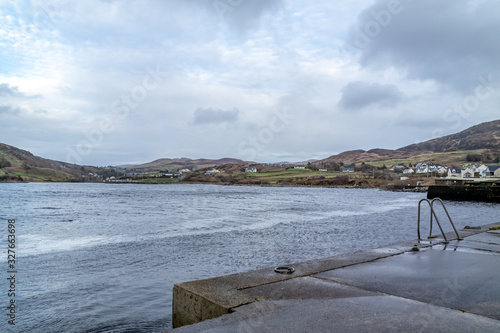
[171,223,500,332]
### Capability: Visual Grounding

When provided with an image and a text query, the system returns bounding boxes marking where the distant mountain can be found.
[316,149,403,164]
[315,119,500,165]
[398,120,500,152]
[124,157,253,171]
[293,159,319,166]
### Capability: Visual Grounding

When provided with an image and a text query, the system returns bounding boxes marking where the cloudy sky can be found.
[1,0,499,166]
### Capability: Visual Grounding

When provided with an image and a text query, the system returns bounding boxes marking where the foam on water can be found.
[21,234,111,256]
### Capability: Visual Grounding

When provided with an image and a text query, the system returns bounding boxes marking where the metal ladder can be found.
[417,198,462,244]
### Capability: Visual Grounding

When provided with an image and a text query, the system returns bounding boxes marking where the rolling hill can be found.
[398,120,500,152]
[1,119,499,182]
[0,143,102,182]
[314,120,500,166]
[123,157,252,171]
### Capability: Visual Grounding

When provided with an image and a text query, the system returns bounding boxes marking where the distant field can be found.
[240,169,361,183]
[362,149,493,167]
[14,172,48,181]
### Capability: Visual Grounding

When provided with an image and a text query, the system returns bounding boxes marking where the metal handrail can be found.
[418,198,462,243]
[418,198,448,243]
[430,198,462,240]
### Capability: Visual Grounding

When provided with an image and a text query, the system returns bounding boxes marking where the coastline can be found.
[1,179,430,193]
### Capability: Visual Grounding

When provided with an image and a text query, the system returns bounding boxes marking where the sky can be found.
[1,0,499,166]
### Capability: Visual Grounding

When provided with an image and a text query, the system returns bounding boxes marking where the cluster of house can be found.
[447,164,500,179]
[105,169,191,183]
[152,169,189,178]
[260,163,289,168]
[394,163,448,175]
[205,169,225,175]
[392,163,500,179]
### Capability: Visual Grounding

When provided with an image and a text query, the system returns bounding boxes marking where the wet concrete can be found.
[316,233,500,320]
[172,297,500,333]
[170,224,500,332]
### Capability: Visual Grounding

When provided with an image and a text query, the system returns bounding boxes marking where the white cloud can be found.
[0,0,499,165]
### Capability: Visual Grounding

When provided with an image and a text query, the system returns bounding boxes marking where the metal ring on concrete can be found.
[274,266,295,274]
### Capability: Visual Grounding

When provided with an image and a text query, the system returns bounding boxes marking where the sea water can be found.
[0,183,498,332]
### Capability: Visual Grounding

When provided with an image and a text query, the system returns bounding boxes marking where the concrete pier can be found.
[428,181,500,203]
[171,222,500,332]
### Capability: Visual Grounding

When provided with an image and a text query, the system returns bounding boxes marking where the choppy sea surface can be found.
[0,183,498,332]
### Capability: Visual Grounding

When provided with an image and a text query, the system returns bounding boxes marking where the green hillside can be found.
[0,143,102,182]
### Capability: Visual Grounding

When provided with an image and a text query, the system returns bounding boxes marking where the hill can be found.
[0,143,110,182]
[314,120,500,167]
[123,157,252,172]
[0,142,251,182]
[316,149,406,164]
[398,120,500,152]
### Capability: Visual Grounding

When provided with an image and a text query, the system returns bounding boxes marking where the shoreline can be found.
[0,179,430,192]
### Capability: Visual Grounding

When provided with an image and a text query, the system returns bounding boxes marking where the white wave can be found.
[19,234,127,257]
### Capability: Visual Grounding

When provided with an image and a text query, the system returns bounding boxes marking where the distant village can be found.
[401,163,500,179]
[104,169,191,183]
[260,161,500,180]
[101,160,500,185]
[360,162,500,181]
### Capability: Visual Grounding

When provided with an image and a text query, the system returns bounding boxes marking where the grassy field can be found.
[366,149,500,168]
[237,169,363,184]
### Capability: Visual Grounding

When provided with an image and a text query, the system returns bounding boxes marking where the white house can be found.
[461,168,474,178]
[447,168,462,178]
[437,166,448,174]
[495,166,500,178]
[470,164,488,178]
[486,165,500,178]
[403,169,415,174]
[416,164,429,174]
[245,167,257,173]
[204,169,220,175]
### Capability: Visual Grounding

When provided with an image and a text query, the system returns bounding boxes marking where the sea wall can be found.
[428,183,500,203]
